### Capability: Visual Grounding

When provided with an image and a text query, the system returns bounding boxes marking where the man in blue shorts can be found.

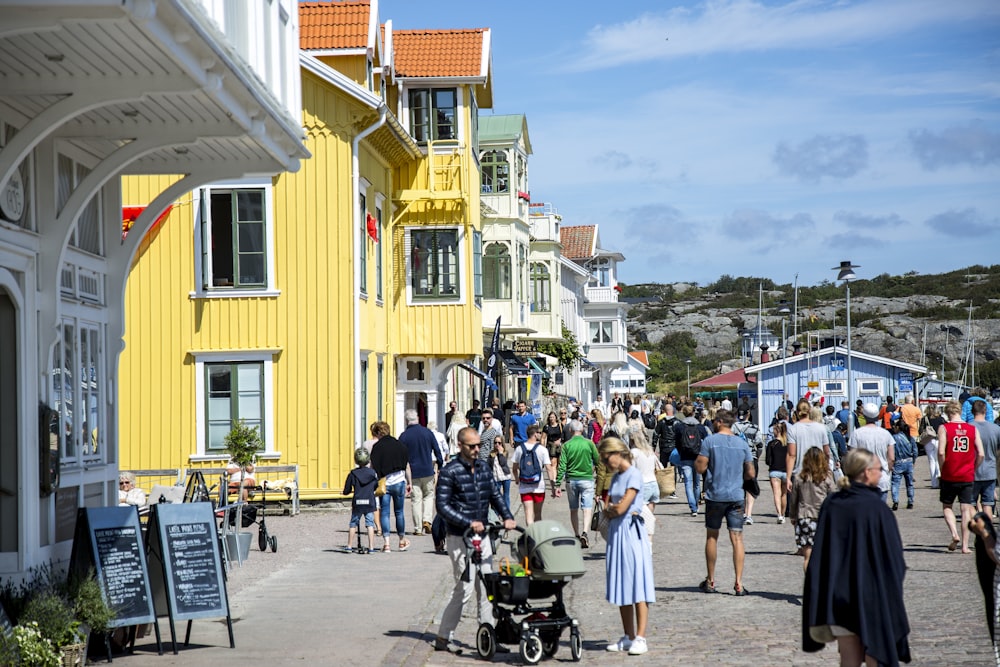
[695,409,754,596]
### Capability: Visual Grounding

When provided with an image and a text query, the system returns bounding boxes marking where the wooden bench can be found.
[183,464,300,516]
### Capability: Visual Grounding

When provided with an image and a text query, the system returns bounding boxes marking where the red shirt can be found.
[940,421,977,483]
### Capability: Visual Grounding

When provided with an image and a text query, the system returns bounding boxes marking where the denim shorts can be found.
[566,479,595,510]
[641,480,660,504]
[973,479,997,506]
[349,511,375,529]
[768,470,787,480]
[705,500,745,532]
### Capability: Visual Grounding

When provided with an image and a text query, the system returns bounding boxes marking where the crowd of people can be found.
[340,388,1000,665]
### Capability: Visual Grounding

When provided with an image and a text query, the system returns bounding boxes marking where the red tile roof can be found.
[392,29,487,77]
[691,368,754,387]
[300,1,371,51]
[559,225,596,260]
[628,350,649,367]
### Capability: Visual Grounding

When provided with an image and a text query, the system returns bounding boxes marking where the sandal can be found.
[948,537,959,552]
[698,578,716,593]
[382,544,391,553]
[734,584,749,596]
[398,539,411,552]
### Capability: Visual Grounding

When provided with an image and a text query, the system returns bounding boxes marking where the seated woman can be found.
[118,472,147,507]
[226,458,256,502]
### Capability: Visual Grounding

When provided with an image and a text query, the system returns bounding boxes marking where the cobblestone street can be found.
[122,463,993,666]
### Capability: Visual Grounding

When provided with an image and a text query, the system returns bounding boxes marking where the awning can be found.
[527,358,550,379]
[499,350,530,375]
[580,358,598,370]
[690,368,755,388]
[458,363,499,391]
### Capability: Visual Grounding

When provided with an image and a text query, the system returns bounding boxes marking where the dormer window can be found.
[409,88,456,142]
[481,150,509,194]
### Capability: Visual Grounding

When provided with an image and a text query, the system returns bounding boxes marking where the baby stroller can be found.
[470,520,586,664]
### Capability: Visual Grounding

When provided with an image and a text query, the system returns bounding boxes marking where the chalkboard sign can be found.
[145,502,233,650]
[0,601,12,639]
[69,506,156,628]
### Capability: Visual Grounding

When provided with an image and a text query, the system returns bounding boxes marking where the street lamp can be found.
[686,359,691,398]
[778,299,791,405]
[833,260,860,437]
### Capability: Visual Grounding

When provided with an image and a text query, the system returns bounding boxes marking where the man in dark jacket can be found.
[399,409,444,536]
[433,427,516,654]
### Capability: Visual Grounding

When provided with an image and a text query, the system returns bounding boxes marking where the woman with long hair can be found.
[803,448,911,666]
[766,421,790,523]
[920,404,944,489]
[789,447,836,571]
[445,412,467,460]
[542,411,564,497]
[628,427,660,513]
[600,437,655,655]
[590,409,606,444]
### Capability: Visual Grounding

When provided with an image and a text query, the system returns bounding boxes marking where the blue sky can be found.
[378,0,1000,287]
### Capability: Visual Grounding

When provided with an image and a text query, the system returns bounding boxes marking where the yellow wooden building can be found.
[119,1,491,497]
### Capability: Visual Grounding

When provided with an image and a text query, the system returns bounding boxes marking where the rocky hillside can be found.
[625,267,1000,389]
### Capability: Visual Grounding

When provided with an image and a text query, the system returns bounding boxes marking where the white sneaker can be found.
[606,635,632,652]
[628,637,648,655]
[777,515,785,524]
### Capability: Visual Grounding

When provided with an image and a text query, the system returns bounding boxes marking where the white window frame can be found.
[374,193,385,303]
[192,179,280,299]
[191,350,278,461]
[589,320,614,344]
[405,86,460,144]
[52,312,107,468]
[857,378,883,396]
[821,380,846,396]
[404,225,466,305]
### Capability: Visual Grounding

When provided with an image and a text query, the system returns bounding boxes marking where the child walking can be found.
[788,447,836,571]
[342,447,378,553]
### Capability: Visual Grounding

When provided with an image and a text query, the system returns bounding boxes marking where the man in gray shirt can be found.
[972,399,1000,519]
[478,409,504,463]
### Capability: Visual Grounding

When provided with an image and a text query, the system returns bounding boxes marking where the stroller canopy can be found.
[516,520,586,581]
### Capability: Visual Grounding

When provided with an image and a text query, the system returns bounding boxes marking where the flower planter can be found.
[61,641,88,667]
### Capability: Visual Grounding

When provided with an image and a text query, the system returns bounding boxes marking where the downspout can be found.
[353,105,388,446]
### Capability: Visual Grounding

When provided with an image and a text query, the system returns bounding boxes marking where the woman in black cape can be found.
[803,448,911,666]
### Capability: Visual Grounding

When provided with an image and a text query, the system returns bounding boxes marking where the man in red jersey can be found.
[937,400,985,554]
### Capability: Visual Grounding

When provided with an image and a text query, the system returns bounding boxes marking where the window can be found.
[518,244,527,302]
[481,150,509,193]
[377,359,384,420]
[375,201,384,300]
[472,231,482,307]
[408,88,456,142]
[409,228,459,300]
[592,258,611,287]
[858,378,883,396]
[360,358,368,434]
[589,321,614,344]
[199,186,270,290]
[530,262,550,312]
[58,154,102,256]
[205,361,264,454]
[52,318,104,464]
[483,243,511,299]
[359,190,367,294]
[821,380,846,395]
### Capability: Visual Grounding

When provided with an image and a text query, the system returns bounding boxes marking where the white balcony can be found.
[584,285,619,304]
[586,343,627,366]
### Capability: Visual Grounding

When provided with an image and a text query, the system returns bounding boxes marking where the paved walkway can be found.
[119,463,994,665]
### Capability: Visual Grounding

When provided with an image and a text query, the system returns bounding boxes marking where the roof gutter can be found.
[352,104,388,447]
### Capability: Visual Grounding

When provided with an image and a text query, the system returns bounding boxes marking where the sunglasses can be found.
[463,442,481,449]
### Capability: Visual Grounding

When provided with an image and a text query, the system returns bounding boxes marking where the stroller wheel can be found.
[542,635,559,658]
[476,623,497,660]
[269,535,278,552]
[569,630,582,662]
[519,632,543,665]
[258,527,269,552]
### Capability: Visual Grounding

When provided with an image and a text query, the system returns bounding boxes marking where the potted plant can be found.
[18,588,84,665]
[223,419,262,561]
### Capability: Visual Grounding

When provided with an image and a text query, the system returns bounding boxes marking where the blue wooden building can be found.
[748,346,926,425]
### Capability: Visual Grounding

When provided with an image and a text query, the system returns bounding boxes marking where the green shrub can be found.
[19,589,79,648]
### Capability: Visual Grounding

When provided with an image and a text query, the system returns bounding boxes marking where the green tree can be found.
[538,322,582,370]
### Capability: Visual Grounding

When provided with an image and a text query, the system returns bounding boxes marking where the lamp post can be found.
[833,260,860,437]
[686,359,691,399]
[778,299,791,405]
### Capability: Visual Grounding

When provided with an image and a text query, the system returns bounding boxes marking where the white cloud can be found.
[833,211,907,228]
[572,0,1000,70]
[925,208,1000,235]
[773,134,869,182]
[909,121,1000,170]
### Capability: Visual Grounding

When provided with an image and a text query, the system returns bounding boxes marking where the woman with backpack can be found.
[510,424,551,525]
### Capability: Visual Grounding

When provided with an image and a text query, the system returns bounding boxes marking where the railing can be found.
[584,285,618,303]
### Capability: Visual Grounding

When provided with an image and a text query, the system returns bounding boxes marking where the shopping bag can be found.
[656,466,675,497]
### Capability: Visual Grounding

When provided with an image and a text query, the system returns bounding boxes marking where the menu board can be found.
[69,507,155,628]
[145,502,232,649]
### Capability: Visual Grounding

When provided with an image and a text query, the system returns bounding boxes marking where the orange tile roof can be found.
[393,29,487,77]
[628,350,650,367]
[300,1,371,51]
[560,225,596,260]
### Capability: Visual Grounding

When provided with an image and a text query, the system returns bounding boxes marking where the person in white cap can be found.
[849,403,895,503]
